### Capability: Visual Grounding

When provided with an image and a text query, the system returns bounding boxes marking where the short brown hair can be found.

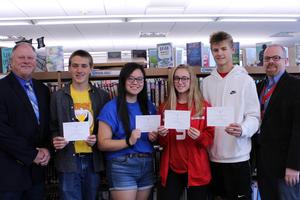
[68,49,93,67]
[209,31,233,48]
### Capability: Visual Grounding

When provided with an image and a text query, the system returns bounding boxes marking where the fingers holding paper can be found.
[187,127,201,140]
[129,129,141,145]
[86,135,97,147]
[53,136,69,150]
[158,126,169,137]
[225,123,242,137]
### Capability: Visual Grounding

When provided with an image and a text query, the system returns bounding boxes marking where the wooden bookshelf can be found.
[2,65,300,82]
[245,66,300,74]
[93,58,147,69]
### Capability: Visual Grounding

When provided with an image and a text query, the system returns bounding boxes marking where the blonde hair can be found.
[165,65,204,116]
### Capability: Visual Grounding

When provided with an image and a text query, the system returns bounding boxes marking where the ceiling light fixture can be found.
[35,19,124,25]
[0,35,25,41]
[0,14,299,26]
[219,18,298,22]
[129,18,214,23]
[0,21,32,26]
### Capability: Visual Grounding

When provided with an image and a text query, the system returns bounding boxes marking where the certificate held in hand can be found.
[63,121,90,141]
[135,115,161,132]
[164,110,191,130]
[207,107,234,127]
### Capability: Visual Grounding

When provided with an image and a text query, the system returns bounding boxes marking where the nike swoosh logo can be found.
[237,194,245,198]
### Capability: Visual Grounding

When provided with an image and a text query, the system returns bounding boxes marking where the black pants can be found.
[210,161,252,200]
[162,169,208,200]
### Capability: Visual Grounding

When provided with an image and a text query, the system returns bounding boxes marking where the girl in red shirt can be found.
[158,65,214,200]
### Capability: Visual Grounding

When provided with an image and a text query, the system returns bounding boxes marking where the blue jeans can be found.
[106,154,154,191]
[58,154,100,200]
[0,183,44,200]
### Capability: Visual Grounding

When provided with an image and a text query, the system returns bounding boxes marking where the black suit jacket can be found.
[0,72,50,191]
[257,72,300,178]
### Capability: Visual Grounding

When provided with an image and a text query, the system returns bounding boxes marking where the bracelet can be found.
[126,136,133,148]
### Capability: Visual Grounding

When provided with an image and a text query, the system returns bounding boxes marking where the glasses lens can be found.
[264,55,282,62]
[127,77,144,83]
[174,76,189,83]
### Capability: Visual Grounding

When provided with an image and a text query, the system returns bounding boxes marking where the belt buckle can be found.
[127,153,134,158]
[138,153,150,158]
[76,153,89,157]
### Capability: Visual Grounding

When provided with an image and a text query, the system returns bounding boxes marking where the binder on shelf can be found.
[256,42,271,66]
[296,42,300,66]
[46,46,64,71]
[148,48,158,68]
[186,42,203,67]
[107,51,121,59]
[131,50,147,60]
[233,42,240,65]
[174,47,184,67]
[36,48,47,72]
[202,46,210,67]
[157,42,174,68]
[0,47,12,73]
[243,48,257,66]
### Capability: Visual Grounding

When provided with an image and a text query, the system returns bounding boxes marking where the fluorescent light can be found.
[129,18,214,23]
[36,19,124,25]
[0,21,32,26]
[0,35,9,40]
[219,18,298,22]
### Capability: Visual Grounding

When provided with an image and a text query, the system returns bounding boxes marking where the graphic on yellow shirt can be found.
[71,86,93,153]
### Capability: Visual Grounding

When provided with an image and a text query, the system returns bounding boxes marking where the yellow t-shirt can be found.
[70,85,93,153]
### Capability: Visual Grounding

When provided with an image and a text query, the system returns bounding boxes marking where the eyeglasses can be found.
[174,76,190,83]
[263,55,286,62]
[127,76,144,84]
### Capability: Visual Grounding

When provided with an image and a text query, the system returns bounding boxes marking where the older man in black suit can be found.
[0,42,51,200]
[257,44,300,200]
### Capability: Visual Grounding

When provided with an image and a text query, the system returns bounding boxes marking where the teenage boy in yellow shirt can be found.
[50,50,109,200]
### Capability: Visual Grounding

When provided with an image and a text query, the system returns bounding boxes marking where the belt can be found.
[75,153,92,157]
[126,153,152,158]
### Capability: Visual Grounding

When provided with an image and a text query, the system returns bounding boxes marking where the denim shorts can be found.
[106,154,154,191]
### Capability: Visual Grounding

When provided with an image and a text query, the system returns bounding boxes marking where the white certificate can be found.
[164,110,190,130]
[63,122,89,141]
[207,107,234,127]
[136,115,161,132]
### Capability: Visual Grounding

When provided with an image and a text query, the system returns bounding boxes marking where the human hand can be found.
[285,168,300,186]
[225,123,242,137]
[53,136,69,150]
[129,129,141,145]
[33,148,50,166]
[148,131,158,142]
[86,135,97,147]
[36,148,50,166]
[187,127,200,140]
[157,126,168,137]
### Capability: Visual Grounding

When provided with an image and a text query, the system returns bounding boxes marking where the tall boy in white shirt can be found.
[202,31,260,200]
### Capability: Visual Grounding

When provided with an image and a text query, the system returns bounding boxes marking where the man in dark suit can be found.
[0,42,51,199]
[257,44,300,200]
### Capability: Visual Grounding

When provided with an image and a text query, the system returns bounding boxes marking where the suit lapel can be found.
[263,72,288,120]
[8,73,38,124]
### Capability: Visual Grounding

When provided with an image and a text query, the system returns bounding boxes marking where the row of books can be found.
[45,78,205,108]
[1,43,298,74]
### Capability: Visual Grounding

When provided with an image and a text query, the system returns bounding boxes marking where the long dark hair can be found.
[117,62,149,137]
